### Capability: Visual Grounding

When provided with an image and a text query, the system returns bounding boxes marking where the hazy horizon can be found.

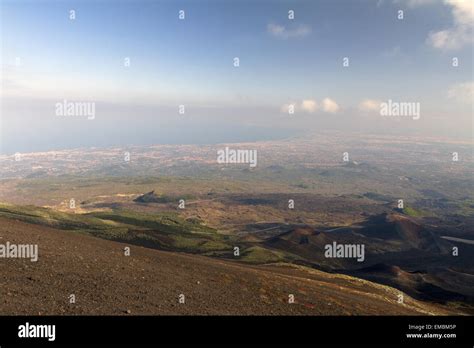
[1,0,473,154]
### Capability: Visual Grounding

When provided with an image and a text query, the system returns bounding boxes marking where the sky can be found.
[0,0,473,154]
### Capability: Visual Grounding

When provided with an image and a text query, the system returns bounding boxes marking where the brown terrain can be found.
[0,217,462,316]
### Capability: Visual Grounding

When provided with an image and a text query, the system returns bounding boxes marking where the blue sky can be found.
[1,0,473,153]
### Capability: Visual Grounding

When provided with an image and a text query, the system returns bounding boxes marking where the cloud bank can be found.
[427,0,474,50]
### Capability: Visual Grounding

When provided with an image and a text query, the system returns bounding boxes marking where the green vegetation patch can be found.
[403,206,428,217]
[0,202,232,254]
[240,246,288,264]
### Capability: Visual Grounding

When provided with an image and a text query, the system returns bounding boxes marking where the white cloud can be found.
[281,98,340,114]
[358,99,382,112]
[322,98,340,113]
[267,23,311,39]
[301,99,318,113]
[268,24,285,36]
[393,0,472,50]
[427,0,474,50]
[448,81,474,103]
[448,0,474,25]
[393,0,436,8]
[428,27,472,50]
[280,102,296,113]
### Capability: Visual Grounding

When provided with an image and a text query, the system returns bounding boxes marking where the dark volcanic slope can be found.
[0,217,460,315]
[264,213,474,306]
[350,263,472,303]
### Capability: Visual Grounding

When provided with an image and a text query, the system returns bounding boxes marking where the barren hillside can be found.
[0,217,461,315]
